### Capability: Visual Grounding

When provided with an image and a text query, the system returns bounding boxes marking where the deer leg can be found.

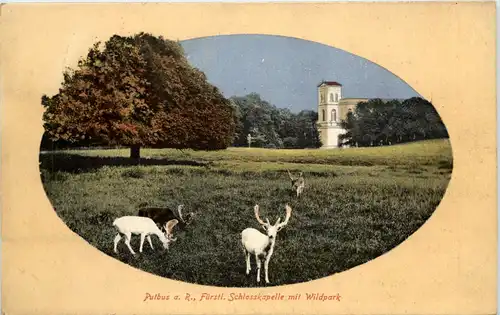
[113,234,122,254]
[255,254,262,283]
[245,250,251,275]
[139,234,146,253]
[124,233,136,255]
[147,235,154,250]
[264,254,272,283]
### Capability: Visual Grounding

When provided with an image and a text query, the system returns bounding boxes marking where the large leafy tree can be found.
[41,33,236,158]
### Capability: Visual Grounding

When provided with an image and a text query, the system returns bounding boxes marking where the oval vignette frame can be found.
[39,33,454,288]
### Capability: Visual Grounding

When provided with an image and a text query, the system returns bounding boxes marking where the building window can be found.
[320,94,325,103]
[331,109,337,122]
[335,93,339,102]
[322,109,326,121]
[329,93,334,102]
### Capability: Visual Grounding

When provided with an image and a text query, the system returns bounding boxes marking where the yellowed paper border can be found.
[1,2,497,314]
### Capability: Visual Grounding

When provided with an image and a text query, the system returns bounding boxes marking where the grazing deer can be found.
[112,216,179,255]
[241,204,292,284]
[287,170,305,197]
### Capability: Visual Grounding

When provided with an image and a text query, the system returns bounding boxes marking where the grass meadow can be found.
[40,139,453,287]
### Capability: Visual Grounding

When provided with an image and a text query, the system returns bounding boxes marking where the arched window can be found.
[320,94,325,103]
[329,93,334,102]
[335,93,339,102]
[331,109,337,122]
[322,109,326,121]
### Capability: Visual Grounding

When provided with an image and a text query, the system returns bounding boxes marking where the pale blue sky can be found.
[180,34,421,113]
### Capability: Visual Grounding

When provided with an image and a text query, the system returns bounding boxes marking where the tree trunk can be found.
[130,145,141,160]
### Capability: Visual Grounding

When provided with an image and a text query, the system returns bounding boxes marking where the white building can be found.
[316,81,368,149]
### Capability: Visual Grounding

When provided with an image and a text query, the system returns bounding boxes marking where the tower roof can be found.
[318,81,342,87]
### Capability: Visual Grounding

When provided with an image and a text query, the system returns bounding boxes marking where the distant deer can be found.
[241,204,292,284]
[287,170,305,197]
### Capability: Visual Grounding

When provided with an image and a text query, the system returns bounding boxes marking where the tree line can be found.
[339,97,449,147]
[231,93,321,149]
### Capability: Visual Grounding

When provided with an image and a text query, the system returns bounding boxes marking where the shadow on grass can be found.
[39,152,211,174]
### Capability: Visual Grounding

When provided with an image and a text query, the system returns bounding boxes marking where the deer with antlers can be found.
[240,204,292,284]
[137,204,195,232]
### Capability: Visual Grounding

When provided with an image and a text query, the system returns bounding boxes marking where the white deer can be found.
[241,204,292,284]
[112,216,178,255]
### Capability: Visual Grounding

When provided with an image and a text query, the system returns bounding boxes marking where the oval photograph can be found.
[39,33,453,287]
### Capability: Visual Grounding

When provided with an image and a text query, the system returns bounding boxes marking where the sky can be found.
[180,34,421,113]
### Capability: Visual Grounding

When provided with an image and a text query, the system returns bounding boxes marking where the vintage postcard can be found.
[1,2,496,315]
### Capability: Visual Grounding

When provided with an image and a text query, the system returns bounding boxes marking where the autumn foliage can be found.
[42,33,236,158]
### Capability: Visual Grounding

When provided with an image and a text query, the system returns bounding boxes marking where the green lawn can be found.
[40,139,453,287]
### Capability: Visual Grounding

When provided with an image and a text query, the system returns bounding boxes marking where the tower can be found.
[316,81,344,148]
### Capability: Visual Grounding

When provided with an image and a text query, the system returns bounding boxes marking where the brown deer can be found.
[287,170,305,197]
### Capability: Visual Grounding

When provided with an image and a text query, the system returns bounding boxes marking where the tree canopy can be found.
[41,33,236,158]
[339,97,448,147]
[230,93,321,149]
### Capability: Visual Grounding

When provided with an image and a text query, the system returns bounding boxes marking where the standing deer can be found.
[287,170,305,197]
[241,204,292,284]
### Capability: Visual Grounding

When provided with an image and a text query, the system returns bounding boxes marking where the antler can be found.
[254,205,270,227]
[276,204,292,228]
[177,204,185,223]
